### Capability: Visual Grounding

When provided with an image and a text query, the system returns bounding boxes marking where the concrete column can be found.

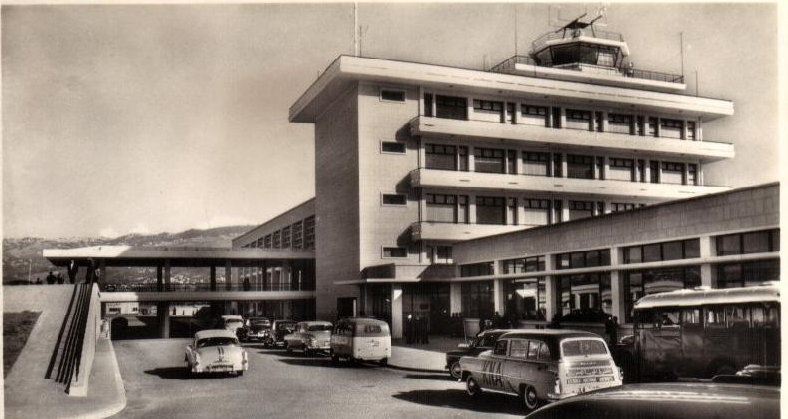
[158,302,170,338]
[697,119,703,141]
[601,111,609,132]
[391,284,404,339]
[225,260,232,291]
[466,95,474,121]
[698,162,705,186]
[419,193,427,222]
[543,256,557,321]
[546,107,553,128]
[516,199,526,226]
[561,158,568,179]
[561,198,570,221]
[514,102,522,124]
[467,145,475,172]
[644,159,651,183]
[559,108,567,128]
[418,139,426,169]
[654,117,661,137]
[603,156,610,180]
[164,259,171,291]
[431,93,437,117]
[699,235,715,288]
[610,248,626,322]
[450,282,462,314]
[157,266,163,292]
[467,193,477,224]
[418,86,424,116]
[682,120,689,140]
[493,278,505,315]
[210,266,216,291]
[515,150,524,175]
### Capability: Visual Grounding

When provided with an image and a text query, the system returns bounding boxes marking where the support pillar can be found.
[164,259,171,291]
[158,302,170,338]
[493,278,505,316]
[450,282,462,314]
[610,248,626,322]
[210,266,216,291]
[391,284,404,339]
[543,256,557,321]
[700,235,715,288]
[225,260,232,291]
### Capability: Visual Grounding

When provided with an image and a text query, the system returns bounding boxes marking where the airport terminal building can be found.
[229,25,779,338]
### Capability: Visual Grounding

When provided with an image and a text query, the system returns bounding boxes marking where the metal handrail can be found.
[531,29,624,52]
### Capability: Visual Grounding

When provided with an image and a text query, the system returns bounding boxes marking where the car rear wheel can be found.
[523,385,539,411]
[450,362,462,380]
[466,376,482,397]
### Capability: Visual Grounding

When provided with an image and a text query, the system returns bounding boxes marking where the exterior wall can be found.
[314,83,362,320]
[231,198,315,248]
[453,183,779,263]
[356,82,421,270]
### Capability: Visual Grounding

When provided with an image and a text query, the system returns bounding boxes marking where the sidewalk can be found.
[5,337,127,419]
[4,285,126,419]
[388,336,467,373]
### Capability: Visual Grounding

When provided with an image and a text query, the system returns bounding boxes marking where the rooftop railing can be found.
[100,282,316,292]
[489,54,684,84]
[531,29,625,52]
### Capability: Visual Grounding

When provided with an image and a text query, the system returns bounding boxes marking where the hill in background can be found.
[3,225,255,285]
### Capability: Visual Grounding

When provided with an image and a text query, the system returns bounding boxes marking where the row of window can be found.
[556,249,612,270]
[423,143,700,185]
[242,215,315,251]
[716,229,779,256]
[623,239,700,264]
[422,93,699,140]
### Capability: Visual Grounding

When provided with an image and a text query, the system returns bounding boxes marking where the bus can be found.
[618,283,779,381]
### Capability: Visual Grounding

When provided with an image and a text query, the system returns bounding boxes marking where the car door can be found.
[481,339,507,391]
[503,338,530,393]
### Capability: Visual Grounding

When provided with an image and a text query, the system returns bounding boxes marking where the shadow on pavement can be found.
[278,358,377,369]
[392,389,524,415]
[144,367,240,380]
[403,373,453,381]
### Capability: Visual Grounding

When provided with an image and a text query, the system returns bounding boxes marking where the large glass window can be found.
[608,113,634,134]
[303,216,315,249]
[435,95,467,120]
[291,221,303,250]
[557,273,612,321]
[521,104,548,126]
[425,193,468,223]
[460,262,494,277]
[716,229,779,256]
[565,109,592,130]
[523,152,551,176]
[566,154,594,179]
[623,266,701,322]
[425,144,457,170]
[556,249,611,270]
[474,147,505,174]
[475,196,505,225]
[472,99,504,122]
[505,278,546,321]
[502,256,546,274]
[661,162,685,185]
[717,259,780,288]
[608,158,634,182]
[461,281,494,319]
[568,200,594,220]
[660,118,684,139]
[523,198,551,226]
[623,239,700,263]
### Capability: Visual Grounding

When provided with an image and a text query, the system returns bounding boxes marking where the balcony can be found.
[412,221,529,242]
[411,116,734,163]
[410,168,730,200]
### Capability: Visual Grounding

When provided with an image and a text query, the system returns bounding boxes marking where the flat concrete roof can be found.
[43,246,315,267]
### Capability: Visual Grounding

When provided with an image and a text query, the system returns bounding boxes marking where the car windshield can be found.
[277,322,296,330]
[561,339,608,357]
[251,321,270,328]
[307,324,332,332]
[196,337,239,348]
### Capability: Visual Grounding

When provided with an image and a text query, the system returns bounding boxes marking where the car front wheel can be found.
[450,362,462,380]
[523,385,539,411]
[466,376,482,397]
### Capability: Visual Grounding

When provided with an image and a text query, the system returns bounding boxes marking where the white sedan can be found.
[185,329,248,376]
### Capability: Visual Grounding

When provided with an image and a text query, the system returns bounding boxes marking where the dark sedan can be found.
[445,329,512,379]
[525,379,779,419]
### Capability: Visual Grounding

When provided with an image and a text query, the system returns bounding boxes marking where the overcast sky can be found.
[2,3,778,238]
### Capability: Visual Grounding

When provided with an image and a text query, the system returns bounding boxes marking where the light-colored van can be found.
[460,330,622,411]
[330,317,391,365]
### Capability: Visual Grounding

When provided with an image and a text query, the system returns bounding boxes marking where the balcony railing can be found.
[100,282,315,292]
[490,54,684,84]
[531,29,625,52]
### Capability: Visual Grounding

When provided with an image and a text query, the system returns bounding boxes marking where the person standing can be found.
[46,271,56,284]
[605,315,619,345]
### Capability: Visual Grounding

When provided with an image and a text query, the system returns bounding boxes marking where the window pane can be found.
[642,244,661,262]
[662,241,683,261]
[625,247,642,264]
[382,194,407,205]
[527,340,541,360]
[743,231,771,253]
[684,239,700,258]
[381,89,405,102]
[510,339,529,358]
[717,234,741,255]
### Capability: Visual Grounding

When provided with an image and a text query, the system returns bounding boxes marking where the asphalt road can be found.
[113,339,526,419]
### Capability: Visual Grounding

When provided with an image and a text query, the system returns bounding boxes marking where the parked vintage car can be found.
[264,319,298,348]
[283,321,333,355]
[220,315,245,333]
[330,317,391,365]
[184,329,248,376]
[525,378,779,419]
[460,330,622,411]
[446,329,513,379]
[237,317,271,342]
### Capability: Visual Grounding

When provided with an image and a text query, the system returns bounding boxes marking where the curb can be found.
[84,340,127,419]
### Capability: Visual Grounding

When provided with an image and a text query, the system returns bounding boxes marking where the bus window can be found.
[682,308,701,325]
[527,340,541,360]
[725,305,749,328]
[659,310,680,328]
[705,306,726,328]
[494,340,508,356]
[635,309,656,329]
[509,339,528,359]
[538,342,551,361]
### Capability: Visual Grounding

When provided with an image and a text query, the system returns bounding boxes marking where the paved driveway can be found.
[113,339,524,418]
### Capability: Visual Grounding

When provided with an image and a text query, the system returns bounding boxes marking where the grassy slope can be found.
[3,311,42,376]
